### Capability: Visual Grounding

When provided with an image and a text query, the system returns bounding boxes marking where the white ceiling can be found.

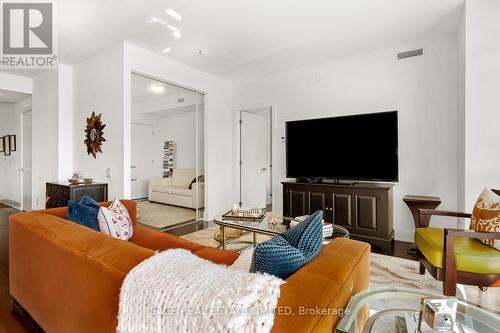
[4,0,464,81]
[0,89,31,103]
[131,73,194,103]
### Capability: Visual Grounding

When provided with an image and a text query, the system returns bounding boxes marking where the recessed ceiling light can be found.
[150,84,165,94]
[162,47,172,53]
[168,25,182,39]
[199,50,209,56]
[166,8,182,21]
[149,17,166,25]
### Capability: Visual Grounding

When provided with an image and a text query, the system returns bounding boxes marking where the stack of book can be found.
[323,222,333,239]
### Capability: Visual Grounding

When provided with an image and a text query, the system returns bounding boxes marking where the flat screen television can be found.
[286,111,398,182]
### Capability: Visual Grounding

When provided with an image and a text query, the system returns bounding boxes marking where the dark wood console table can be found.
[282,181,394,253]
[46,182,108,208]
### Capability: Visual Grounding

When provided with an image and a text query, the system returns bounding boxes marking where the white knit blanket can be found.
[118,249,284,333]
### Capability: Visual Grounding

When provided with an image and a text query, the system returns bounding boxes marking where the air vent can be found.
[177,98,185,103]
[397,48,423,60]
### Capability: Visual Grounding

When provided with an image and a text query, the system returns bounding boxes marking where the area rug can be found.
[182,227,500,314]
[136,201,197,230]
[181,225,271,252]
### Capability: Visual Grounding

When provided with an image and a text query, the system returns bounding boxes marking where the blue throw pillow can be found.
[250,210,323,279]
[67,196,100,231]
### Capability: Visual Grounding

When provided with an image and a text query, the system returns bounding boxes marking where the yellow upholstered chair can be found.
[415,208,500,296]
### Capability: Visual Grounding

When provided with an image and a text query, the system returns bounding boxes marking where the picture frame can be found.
[0,136,4,153]
[9,135,16,152]
[4,135,11,156]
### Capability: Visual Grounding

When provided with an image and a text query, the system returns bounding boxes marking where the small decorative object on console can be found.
[68,178,84,185]
[418,297,457,332]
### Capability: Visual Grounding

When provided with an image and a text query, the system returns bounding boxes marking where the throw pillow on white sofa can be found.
[98,199,133,240]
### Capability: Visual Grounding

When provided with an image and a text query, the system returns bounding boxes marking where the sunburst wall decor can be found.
[84,111,106,158]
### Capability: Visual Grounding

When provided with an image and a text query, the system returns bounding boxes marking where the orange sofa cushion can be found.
[130,224,238,265]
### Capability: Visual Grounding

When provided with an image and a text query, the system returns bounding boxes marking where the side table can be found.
[403,195,441,255]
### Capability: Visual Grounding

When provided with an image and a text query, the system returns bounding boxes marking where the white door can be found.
[240,111,267,208]
[21,111,32,211]
[131,123,154,199]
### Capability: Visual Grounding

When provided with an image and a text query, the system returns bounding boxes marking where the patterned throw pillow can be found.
[250,210,323,279]
[469,188,500,251]
[98,199,133,240]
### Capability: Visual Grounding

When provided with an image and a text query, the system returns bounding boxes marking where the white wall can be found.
[464,0,500,208]
[29,67,75,210]
[73,44,125,199]
[0,72,32,94]
[0,104,18,204]
[0,98,31,207]
[234,33,460,241]
[58,64,74,182]
[124,42,233,219]
[157,111,199,170]
[457,4,466,216]
[133,94,197,115]
[32,70,59,209]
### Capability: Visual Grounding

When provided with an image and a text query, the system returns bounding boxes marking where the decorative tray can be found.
[222,209,265,221]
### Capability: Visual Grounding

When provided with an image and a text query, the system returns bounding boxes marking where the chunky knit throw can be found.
[118,249,284,333]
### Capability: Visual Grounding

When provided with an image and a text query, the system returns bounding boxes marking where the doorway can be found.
[0,90,31,210]
[21,110,32,211]
[239,107,272,211]
[130,73,205,229]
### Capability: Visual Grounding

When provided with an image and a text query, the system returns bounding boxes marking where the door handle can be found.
[131,178,138,181]
[261,168,267,171]
[131,165,137,169]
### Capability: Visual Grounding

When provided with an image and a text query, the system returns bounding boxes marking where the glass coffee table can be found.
[213,214,349,250]
[336,287,500,333]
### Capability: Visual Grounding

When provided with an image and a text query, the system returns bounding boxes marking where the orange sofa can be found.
[9,200,370,333]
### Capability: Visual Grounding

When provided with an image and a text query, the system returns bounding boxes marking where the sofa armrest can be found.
[190,182,205,208]
[9,212,154,333]
[148,177,171,199]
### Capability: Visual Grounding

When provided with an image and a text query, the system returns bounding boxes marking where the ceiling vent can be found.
[177,98,185,103]
[397,48,423,60]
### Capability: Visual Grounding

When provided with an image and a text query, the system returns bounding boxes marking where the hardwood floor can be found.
[0,206,419,332]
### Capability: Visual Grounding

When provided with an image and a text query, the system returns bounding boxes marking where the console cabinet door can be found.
[308,189,333,222]
[287,188,307,217]
[331,189,353,228]
[353,189,387,238]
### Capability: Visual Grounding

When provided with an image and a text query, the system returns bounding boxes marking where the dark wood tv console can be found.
[282,181,394,253]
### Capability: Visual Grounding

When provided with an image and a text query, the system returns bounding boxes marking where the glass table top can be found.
[336,287,500,333]
[213,214,289,236]
[213,214,350,239]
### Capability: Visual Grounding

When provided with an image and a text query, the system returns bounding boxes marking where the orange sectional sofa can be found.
[9,200,370,333]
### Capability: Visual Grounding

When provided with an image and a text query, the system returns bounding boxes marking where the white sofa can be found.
[148,169,204,209]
